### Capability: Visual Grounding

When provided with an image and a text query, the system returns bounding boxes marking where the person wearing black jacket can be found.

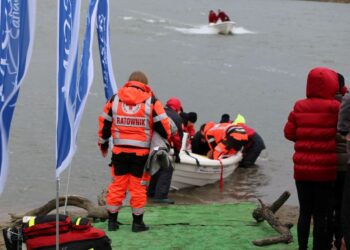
[191,123,210,156]
[337,74,350,249]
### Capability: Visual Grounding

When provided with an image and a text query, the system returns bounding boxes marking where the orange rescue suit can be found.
[205,123,248,160]
[98,81,171,214]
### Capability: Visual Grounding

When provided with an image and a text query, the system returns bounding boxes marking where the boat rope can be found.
[184,150,200,166]
[218,159,224,192]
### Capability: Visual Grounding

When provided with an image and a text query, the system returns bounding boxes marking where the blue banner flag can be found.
[0,0,36,195]
[56,0,99,177]
[56,0,81,177]
[96,0,117,100]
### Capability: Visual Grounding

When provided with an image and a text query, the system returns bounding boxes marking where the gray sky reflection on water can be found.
[1,0,350,219]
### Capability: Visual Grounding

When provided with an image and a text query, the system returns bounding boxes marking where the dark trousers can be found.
[332,171,346,249]
[241,133,266,166]
[342,165,350,250]
[147,164,174,199]
[296,181,334,250]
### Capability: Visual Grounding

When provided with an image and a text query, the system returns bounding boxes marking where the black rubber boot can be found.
[132,214,149,233]
[108,212,119,231]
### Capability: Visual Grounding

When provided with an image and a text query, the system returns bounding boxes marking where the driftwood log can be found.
[252,192,293,246]
[5,195,108,227]
[97,188,108,206]
[252,191,291,222]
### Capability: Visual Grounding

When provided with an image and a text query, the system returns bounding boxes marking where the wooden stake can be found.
[252,193,293,246]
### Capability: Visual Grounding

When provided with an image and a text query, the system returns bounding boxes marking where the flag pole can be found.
[56,177,60,250]
[63,163,72,215]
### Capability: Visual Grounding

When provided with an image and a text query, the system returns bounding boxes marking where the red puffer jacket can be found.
[284,67,340,182]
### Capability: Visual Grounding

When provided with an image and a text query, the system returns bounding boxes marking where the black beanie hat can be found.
[180,112,189,126]
[187,112,197,123]
[220,114,230,123]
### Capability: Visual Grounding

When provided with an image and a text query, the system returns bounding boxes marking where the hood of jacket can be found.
[118,81,153,104]
[166,97,183,112]
[306,67,339,100]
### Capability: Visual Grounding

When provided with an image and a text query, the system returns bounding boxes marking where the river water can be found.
[0,0,350,220]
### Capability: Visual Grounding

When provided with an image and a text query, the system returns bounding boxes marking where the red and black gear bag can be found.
[22,214,71,239]
[22,215,111,250]
[25,228,112,250]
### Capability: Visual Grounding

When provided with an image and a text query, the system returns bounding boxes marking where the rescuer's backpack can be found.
[3,214,112,250]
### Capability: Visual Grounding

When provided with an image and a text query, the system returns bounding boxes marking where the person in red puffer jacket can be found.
[284,67,341,250]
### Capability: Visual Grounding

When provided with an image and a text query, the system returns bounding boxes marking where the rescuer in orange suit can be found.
[204,122,248,160]
[98,71,171,232]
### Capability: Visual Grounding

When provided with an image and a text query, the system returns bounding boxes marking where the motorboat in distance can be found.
[209,21,236,35]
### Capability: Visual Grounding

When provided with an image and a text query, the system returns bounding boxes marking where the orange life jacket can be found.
[205,123,233,150]
[111,95,153,148]
[98,81,171,155]
[206,123,248,159]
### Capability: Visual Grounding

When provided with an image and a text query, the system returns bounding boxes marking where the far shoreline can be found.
[307,0,350,3]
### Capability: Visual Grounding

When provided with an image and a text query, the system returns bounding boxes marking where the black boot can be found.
[108,212,119,231]
[132,213,149,232]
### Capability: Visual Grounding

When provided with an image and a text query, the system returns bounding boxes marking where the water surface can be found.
[1,0,350,220]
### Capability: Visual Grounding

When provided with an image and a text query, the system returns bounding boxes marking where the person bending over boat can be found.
[191,123,211,156]
[219,113,266,167]
[204,122,248,160]
[147,97,184,204]
[98,71,171,232]
[217,9,230,22]
[232,114,266,168]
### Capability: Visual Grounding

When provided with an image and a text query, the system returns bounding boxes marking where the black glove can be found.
[98,141,109,157]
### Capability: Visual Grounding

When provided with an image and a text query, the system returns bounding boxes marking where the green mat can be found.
[94,202,307,250]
